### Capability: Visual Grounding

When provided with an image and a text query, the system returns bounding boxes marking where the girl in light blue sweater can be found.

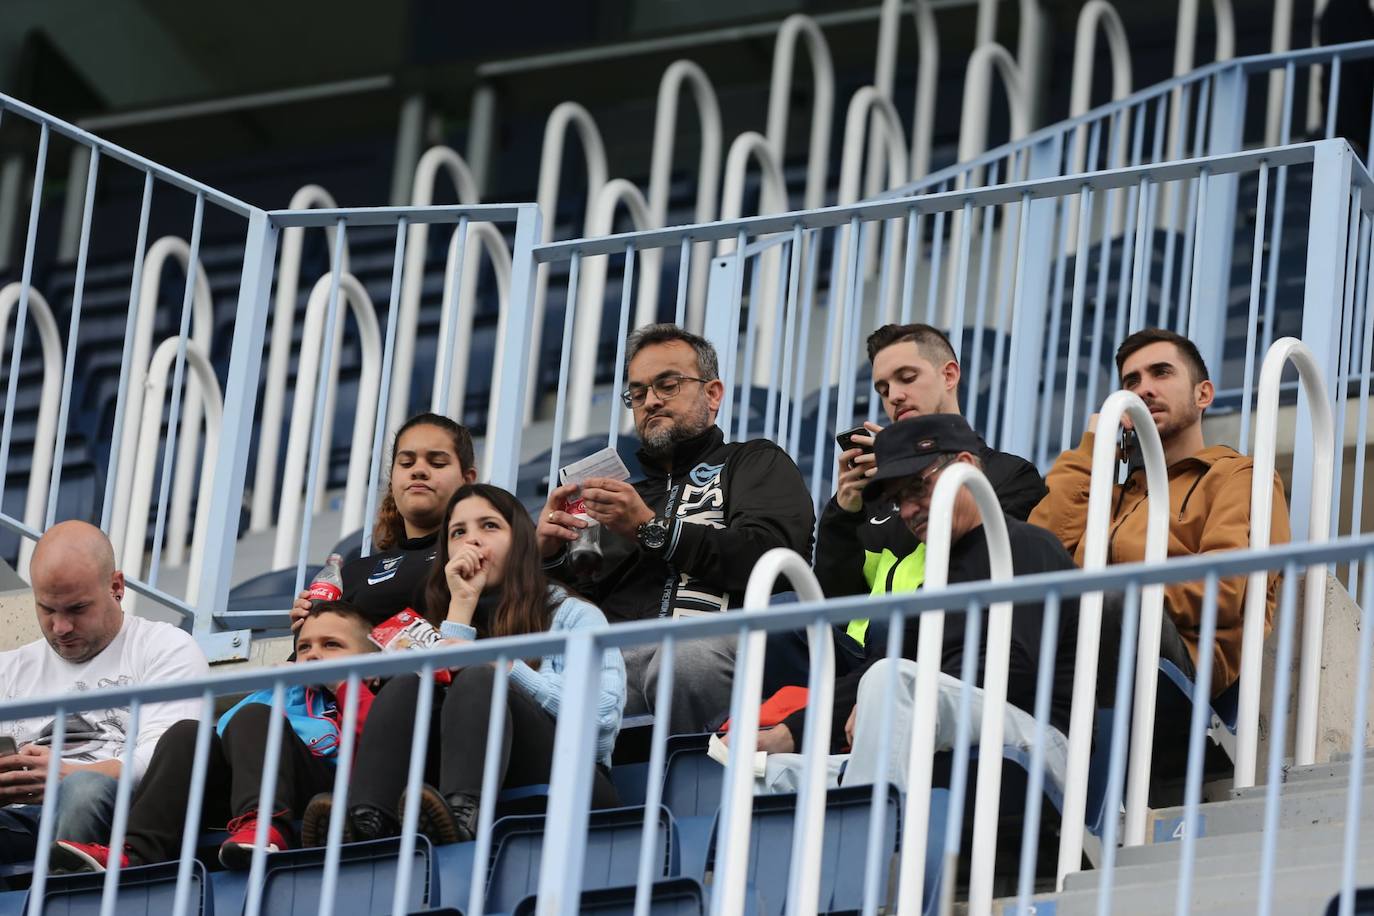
[308,484,625,847]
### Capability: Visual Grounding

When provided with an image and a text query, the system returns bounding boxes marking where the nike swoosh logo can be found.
[869,516,891,525]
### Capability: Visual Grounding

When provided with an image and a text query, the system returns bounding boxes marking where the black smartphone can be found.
[835,425,872,454]
[0,735,17,757]
[1119,427,1144,479]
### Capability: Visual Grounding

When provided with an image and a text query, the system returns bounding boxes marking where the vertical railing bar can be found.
[291,221,350,595]
[391,667,436,916]
[776,226,804,447]
[362,218,410,558]
[1262,65,1297,359]
[1240,162,1272,454]
[809,227,846,511]
[0,124,49,499]
[634,635,675,916]
[719,229,748,440]
[835,218,867,439]
[899,207,920,324]
[101,172,155,530]
[170,692,214,916]
[25,708,64,916]
[469,657,513,916]
[1171,175,1200,335]
[994,192,1033,453]
[1183,168,1211,342]
[948,200,975,365]
[546,253,582,491]
[44,147,101,528]
[243,684,289,916]
[785,612,839,916]
[675,236,692,326]
[860,610,906,916]
[1085,109,1126,424]
[1325,56,1343,140]
[1093,583,1144,914]
[1173,573,1222,916]
[1127,176,1151,334]
[97,699,141,916]
[924,198,947,325]
[608,244,637,452]
[1111,105,1149,353]
[1012,591,1060,914]
[320,672,365,916]
[938,599,984,915]
[736,250,763,444]
[763,239,791,441]
[967,161,1000,432]
[789,234,820,460]
[1036,195,1072,467]
[432,216,470,417]
[145,191,205,588]
[1348,222,1374,599]
[1333,194,1366,553]
[986,154,1024,447]
[1336,547,1374,916]
[1061,186,1095,453]
[1253,562,1302,916]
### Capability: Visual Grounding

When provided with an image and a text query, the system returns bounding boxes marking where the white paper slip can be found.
[559,446,632,486]
[707,731,768,778]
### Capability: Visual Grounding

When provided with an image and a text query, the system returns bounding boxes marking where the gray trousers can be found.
[623,634,737,735]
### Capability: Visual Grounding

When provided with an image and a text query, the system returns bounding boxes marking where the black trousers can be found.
[1097,591,1198,705]
[123,704,335,864]
[349,666,619,812]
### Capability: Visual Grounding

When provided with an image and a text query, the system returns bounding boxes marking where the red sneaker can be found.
[219,812,290,870]
[49,840,130,874]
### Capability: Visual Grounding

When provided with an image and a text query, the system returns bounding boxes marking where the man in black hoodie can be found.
[537,324,815,733]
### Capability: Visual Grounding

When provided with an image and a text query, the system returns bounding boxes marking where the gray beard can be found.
[638,400,713,460]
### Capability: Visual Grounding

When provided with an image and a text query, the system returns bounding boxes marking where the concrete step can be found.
[998,856,1374,915]
[1114,822,1348,868]
[1229,766,1374,801]
[1146,785,1374,841]
[1064,837,1349,891]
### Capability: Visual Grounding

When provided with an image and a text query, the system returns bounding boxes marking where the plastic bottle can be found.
[307,553,345,602]
[562,492,604,578]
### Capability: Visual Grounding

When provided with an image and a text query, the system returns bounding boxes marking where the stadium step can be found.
[1145,785,1374,841]
[1229,766,1374,801]
[1064,835,1351,891]
[1113,822,1349,869]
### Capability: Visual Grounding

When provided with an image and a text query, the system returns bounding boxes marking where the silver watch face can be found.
[640,520,669,549]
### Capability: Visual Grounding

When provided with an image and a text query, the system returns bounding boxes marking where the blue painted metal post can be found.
[1001,134,1063,460]
[702,253,738,370]
[1190,65,1248,378]
[1295,140,1355,542]
[487,204,543,491]
[195,209,278,635]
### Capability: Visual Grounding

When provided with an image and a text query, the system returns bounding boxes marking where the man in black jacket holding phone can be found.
[536,324,815,734]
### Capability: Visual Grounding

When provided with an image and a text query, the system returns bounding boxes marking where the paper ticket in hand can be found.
[559,446,632,515]
[707,732,767,778]
[368,610,452,685]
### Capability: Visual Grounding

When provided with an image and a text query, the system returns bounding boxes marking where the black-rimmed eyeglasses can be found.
[620,375,710,408]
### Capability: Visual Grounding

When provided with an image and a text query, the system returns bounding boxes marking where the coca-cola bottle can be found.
[307,554,345,602]
[562,492,604,579]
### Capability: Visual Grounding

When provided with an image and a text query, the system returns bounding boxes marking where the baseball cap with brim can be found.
[861,413,983,503]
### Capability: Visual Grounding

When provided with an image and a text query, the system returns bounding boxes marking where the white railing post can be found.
[0,284,62,579]
[872,0,939,185]
[273,272,383,569]
[957,44,1032,172]
[251,184,347,532]
[766,16,834,211]
[1058,391,1170,882]
[529,103,609,423]
[645,60,720,330]
[109,236,214,566]
[892,464,1012,916]
[1235,339,1335,787]
[1069,1,1133,159]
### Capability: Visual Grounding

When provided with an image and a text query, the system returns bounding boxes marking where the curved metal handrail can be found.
[893,463,1012,915]
[958,43,1032,168]
[766,15,834,211]
[431,222,513,475]
[871,0,940,192]
[122,337,223,609]
[529,102,610,424]
[388,145,481,435]
[1175,0,1236,78]
[713,547,829,916]
[644,60,721,330]
[566,179,655,440]
[1070,0,1133,170]
[109,236,214,566]
[1057,391,1170,881]
[1234,338,1334,786]
[0,284,61,579]
[251,184,349,532]
[273,272,383,570]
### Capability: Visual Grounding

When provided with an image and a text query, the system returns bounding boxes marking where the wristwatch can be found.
[636,516,671,553]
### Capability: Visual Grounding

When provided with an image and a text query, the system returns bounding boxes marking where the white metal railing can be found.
[108,235,214,569]
[766,15,834,212]
[273,272,383,570]
[251,184,350,533]
[1235,337,1335,786]
[0,283,61,580]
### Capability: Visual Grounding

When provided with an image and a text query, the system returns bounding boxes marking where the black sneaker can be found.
[401,784,461,846]
[300,794,353,848]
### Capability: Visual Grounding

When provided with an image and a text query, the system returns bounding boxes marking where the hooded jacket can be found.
[1029,431,1292,696]
[547,425,815,623]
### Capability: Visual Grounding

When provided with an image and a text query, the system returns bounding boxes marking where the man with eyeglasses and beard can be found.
[536,324,815,734]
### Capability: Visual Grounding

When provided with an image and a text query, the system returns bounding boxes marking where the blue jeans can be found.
[0,770,119,863]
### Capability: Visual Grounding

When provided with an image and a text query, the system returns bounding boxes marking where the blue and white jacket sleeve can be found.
[507,594,626,764]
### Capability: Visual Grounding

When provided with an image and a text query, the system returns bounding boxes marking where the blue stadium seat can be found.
[510,877,706,915]
[254,836,437,916]
[484,805,674,914]
[226,566,321,613]
[705,784,904,916]
[609,762,649,807]
[659,734,719,881]
[24,860,212,916]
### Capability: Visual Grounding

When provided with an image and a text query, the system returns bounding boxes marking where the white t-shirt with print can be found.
[0,612,209,780]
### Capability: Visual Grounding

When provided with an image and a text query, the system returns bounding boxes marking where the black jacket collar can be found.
[637,425,726,478]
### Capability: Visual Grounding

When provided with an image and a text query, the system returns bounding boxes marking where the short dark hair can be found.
[625,324,720,381]
[303,600,377,649]
[866,323,958,367]
[1115,328,1210,385]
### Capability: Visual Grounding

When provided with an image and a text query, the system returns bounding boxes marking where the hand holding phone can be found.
[0,736,17,758]
[835,425,874,455]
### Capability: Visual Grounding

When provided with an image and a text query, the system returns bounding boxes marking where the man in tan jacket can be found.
[1030,328,1291,699]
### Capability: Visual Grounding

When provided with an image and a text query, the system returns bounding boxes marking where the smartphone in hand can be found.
[835,425,872,455]
[1119,427,1144,480]
[0,736,18,758]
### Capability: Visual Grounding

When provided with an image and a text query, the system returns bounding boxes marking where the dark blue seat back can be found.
[484,805,674,914]
[28,860,212,916]
[254,836,436,916]
[662,735,722,820]
[510,877,706,916]
[226,566,320,613]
